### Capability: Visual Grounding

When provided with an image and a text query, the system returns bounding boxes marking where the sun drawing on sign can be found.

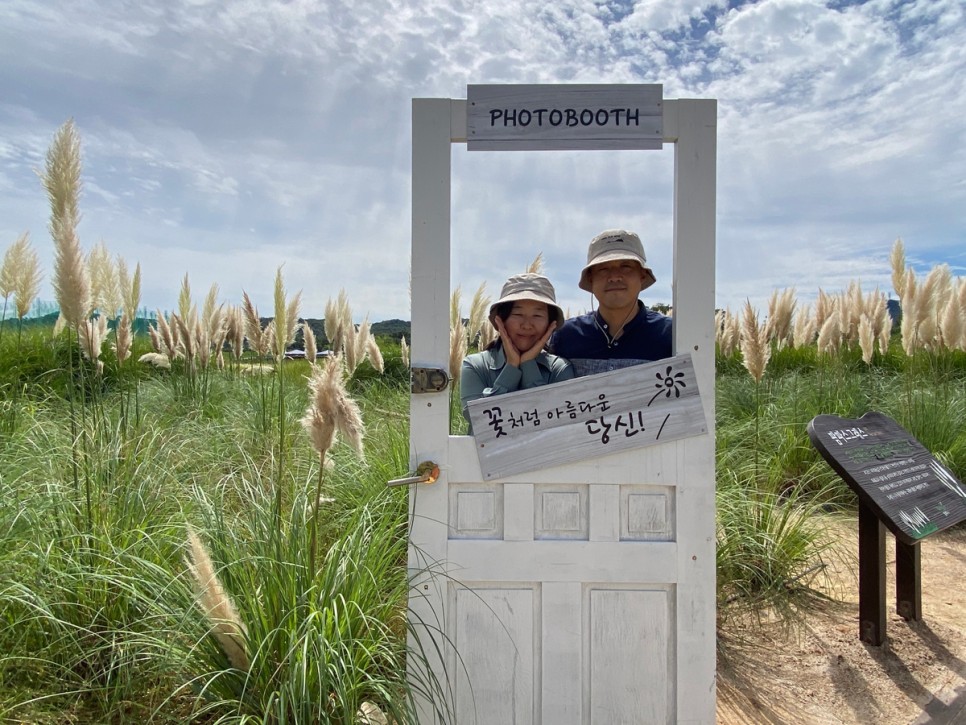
[649,366,687,406]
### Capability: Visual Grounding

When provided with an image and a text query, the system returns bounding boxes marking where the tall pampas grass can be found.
[303,323,318,365]
[449,322,468,383]
[343,322,359,374]
[44,120,89,330]
[1,232,43,339]
[78,315,108,373]
[890,238,907,299]
[301,353,365,571]
[113,312,133,363]
[817,310,842,356]
[792,305,817,349]
[366,336,384,373]
[353,317,372,372]
[940,289,964,352]
[185,528,250,671]
[118,258,141,322]
[739,300,770,383]
[764,287,796,348]
[325,289,350,354]
[526,252,544,274]
[302,354,365,460]
[858,314,875,365]
[272,267,301,362]
[88,241,121,319]
[813,289,832,332]
[466,282,489,349]
[400,336,409,368]
[242,292,271,359]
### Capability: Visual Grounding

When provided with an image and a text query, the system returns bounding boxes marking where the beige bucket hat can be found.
[578,229,657,292]
[488,273,565,327]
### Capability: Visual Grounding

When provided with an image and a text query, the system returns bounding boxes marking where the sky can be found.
[1,0,964,323]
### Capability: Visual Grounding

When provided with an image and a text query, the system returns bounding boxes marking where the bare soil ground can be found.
[716,522,966,724]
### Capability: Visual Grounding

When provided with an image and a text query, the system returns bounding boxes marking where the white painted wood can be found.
[466,353,708,480]
[451,585,537,724]
[409,91,716,724]
[588,588,672,723]
[467,84,663,150]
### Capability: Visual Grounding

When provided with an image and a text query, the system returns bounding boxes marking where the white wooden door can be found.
[408,95,717,724]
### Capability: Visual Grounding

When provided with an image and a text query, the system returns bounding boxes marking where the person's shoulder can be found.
[557,311,594,334]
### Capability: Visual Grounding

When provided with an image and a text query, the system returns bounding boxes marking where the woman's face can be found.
[503,300,550,351]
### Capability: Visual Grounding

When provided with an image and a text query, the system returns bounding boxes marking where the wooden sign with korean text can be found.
[466,353,707,480]
[808,412,966,545]
[467,84,663,151]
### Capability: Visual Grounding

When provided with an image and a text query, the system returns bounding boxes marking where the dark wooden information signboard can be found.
[808,411,966,645]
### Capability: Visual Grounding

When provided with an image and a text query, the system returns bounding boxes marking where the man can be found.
[551,228,672,377]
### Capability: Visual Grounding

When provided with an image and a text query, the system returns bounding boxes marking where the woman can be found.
[461,272,574,426]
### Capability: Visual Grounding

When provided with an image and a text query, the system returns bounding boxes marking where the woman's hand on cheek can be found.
[494,317,522,367]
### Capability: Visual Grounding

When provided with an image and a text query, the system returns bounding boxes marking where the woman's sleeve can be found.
[460,357,523,421]
[550,356,575,383]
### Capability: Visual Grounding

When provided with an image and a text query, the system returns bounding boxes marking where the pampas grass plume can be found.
[114,313,133,363]
[739,300,769,383]
[764,288,795,347]
[118,258,141,322]
[303,322,317,364]
[185,528,250,671]
[44,120,90,329]
[366,335,384,373]
[302,354,365,459]
[354,317,372,369]
[139,352,171,369]
[467,282,489,347]
[88,241,120,319]
[817,310,842,356]
[890,238,906,299]
[400,335,409,368]
[2,232,43,320]
[858,314,875,365]
[79,315,108,363]
[178,273,192,323]
[526,252,544,274]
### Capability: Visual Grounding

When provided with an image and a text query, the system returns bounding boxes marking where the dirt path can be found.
[715,523,966,724]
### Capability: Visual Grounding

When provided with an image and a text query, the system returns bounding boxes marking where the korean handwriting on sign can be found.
[483,406,506,438]
[586,411,671,445]
[825,427,868,446]
[546,393,611,421]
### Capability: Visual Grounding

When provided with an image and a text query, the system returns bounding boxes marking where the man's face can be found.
[589,259,646,311]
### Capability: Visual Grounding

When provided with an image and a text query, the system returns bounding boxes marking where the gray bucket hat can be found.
[578,229,657,293]
[488,273,565,327]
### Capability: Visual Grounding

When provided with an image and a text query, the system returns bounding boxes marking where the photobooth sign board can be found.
[466,353,707,480]
[467,83,663,151]
[808,411,966,545]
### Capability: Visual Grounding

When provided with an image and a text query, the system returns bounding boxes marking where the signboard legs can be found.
[896,539,922,621]
[858,502,887,646]
[858,501,924,646]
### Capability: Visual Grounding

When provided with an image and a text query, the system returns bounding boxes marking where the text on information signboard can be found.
[808,411,966,544]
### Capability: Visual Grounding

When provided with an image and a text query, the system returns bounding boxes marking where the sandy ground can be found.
[715,522,966,724]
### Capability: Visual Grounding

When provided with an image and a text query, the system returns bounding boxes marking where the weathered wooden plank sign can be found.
[466,84,663,151]
[466,353,707,480]
[808,411,966,545]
